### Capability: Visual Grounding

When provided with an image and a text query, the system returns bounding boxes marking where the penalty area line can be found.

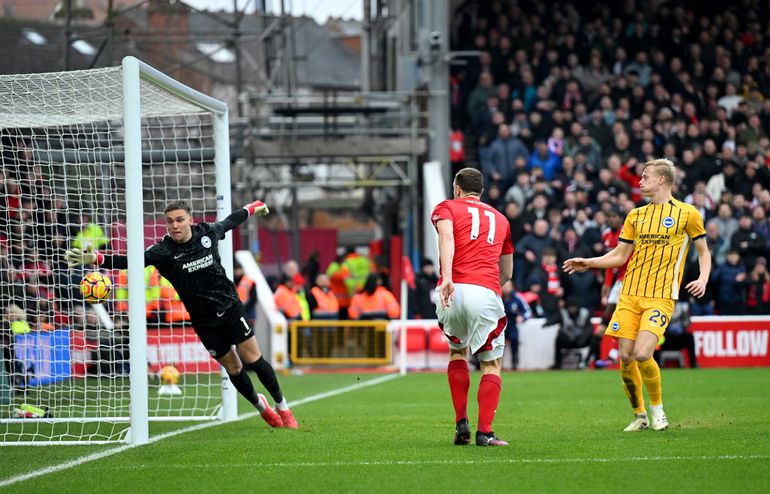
[0,373,401,489]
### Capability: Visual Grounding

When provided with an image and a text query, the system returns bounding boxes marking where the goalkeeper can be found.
[65,200,298,429]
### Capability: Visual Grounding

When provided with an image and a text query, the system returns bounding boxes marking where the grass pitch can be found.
[2,368,769,493]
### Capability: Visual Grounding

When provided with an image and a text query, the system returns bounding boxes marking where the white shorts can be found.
[608,280,622,305]
[434,283,507,361]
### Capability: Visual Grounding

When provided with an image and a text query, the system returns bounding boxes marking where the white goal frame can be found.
[0,56,238,445]
[122,57,237,445]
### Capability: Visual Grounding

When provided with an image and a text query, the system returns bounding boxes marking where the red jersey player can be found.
[432,168,514,447]
[602,209,629,314]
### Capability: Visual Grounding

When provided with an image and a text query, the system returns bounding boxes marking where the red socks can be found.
[447,359,470,423]
[477,374,502,433]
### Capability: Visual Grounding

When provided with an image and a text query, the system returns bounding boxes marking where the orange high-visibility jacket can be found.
[274,284,302,319]
[310,286,340,317]
[348,286,400,319]
[236,276,255,303]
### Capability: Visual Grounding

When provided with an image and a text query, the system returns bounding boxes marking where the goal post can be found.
[0,56,236,445]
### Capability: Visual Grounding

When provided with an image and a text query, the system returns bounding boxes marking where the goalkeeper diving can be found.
[65,200,298,429]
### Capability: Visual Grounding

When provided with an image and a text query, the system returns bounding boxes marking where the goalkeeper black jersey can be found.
[102,209,248,327]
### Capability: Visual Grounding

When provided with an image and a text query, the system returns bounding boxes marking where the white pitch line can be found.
[0,373,401,489]
[56,454,770,472]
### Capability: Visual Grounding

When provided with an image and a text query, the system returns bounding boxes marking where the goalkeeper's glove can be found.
[243,200,270,217]
[64,245,101,268]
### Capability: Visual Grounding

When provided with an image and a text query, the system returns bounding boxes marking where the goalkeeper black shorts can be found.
[193,306,254,359]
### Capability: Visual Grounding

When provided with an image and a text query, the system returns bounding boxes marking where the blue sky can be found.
[182,0,363,24]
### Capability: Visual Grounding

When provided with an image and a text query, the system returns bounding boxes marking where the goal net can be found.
[0,57,236,445]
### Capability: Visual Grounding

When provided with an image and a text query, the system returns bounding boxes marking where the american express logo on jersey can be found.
[182,254,214,272]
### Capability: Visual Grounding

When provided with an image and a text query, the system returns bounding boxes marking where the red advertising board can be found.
[147,328,220,374]
[690,316,770,368]
[69,328,218,377]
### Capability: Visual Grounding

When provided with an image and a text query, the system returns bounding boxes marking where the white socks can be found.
[275,398,289,411]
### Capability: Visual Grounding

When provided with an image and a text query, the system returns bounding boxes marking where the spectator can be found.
[481,124,529,191]
[707,203,740,242]
[712,249,746,315]
[348,273,400,320]
[527,138,562,181]
[550,297,593,370]
[504,171,534,210]
[730,214,764,267]
[503,201,527,245]
[411,258,438,319]
[325,253,351,319]
[301,251,321,289]
[306,273,339,320]
[745,257,770,315]
[515,218,554,287]
[527,247,563,320]
[234,261,257,326]
[273,275,309,321]
[655,302,698,368]
[501,280,531,371]
[704,222,730,267]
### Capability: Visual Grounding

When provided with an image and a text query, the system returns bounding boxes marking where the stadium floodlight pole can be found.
[122,56,149,445]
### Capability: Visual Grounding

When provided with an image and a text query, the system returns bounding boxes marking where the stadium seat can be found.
[428,327,450,352]
[404,326,427,352]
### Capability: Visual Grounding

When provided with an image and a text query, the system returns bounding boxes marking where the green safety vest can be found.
[114,266,161,303]
[297,290,311,321]
[343,255,372,295]
[73,223,109,250]
[11,321,31,334]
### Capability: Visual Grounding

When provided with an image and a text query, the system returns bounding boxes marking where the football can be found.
[159,365,180,385]
[79,271,113,304]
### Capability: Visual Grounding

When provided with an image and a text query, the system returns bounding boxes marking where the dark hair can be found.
[164,201,191,215]
[454,168,484,195]
[363,273,379,295]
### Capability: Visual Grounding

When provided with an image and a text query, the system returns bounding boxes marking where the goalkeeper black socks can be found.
[247,357,284,404]
[227,369,260,407]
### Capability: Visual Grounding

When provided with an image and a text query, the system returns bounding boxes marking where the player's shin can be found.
[638,358,662,406]
[477,374,502,433]
[247,357,286,408]
[447,359,470,422]
[619,360,646,414]
[226,369,262,410]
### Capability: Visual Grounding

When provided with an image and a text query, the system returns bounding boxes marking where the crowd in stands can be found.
[6,0,770,376]
[449,0,770,322]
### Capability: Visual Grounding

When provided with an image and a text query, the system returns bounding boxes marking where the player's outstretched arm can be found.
[244,200,270,217]
[216,200,271,234]
[64,245,101,267]
[563,242,634,274]
[65,246,144,271]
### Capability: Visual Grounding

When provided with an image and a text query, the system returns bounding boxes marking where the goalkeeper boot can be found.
[650,407,669,431]
[454,418,471,445]
[475,430,509,447]
[277,408,299,429]
[623,413,649,432]
[257,394,283,428]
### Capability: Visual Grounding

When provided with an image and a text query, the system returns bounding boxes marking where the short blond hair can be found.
[643,158,676,185]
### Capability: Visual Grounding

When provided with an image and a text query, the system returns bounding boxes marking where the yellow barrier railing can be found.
[289,320,392,366]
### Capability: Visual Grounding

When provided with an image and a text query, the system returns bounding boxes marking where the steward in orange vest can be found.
[307,273,340,320]
[234,263,257,322]
[348,273,400,320]
[273,276,309,320]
